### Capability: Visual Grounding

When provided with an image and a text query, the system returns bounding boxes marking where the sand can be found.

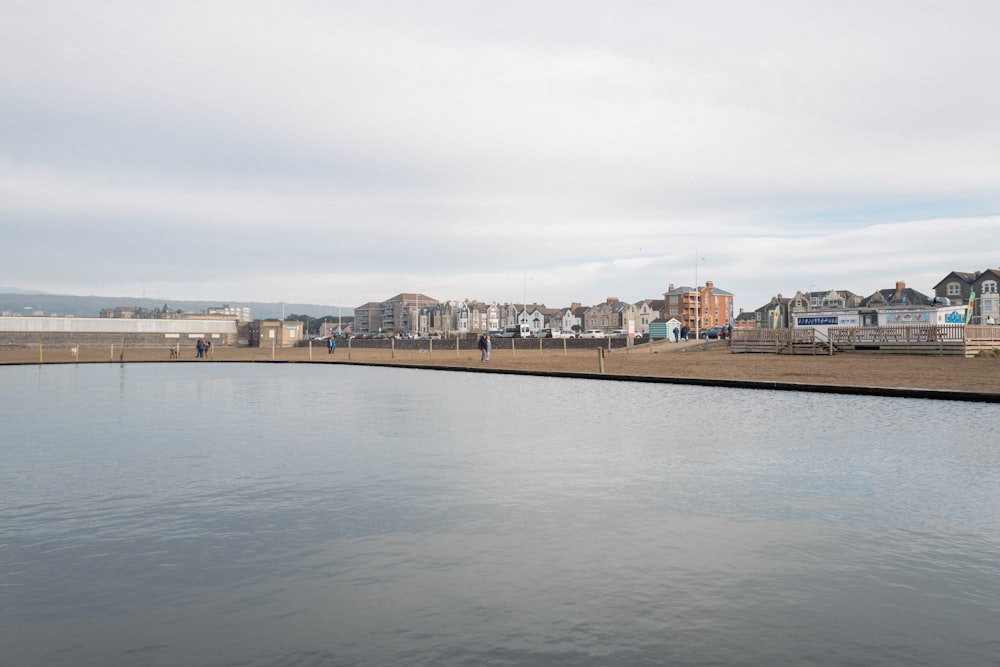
[4,338,1000,397]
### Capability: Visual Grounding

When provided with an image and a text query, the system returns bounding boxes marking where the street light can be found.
[694,252,705,339]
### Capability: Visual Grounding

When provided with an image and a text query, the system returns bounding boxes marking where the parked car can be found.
[537,328,555,338]
[580,329,606,339]
[610,329,627,337]
[701,327,727,339]
[560,330,578,338]
[500,324,532,338]
[487,330,502,337]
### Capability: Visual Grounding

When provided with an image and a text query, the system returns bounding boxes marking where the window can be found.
[947,282,961,296]
[981,280,998,294]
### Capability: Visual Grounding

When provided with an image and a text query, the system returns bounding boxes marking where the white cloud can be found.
[2,1,998,312]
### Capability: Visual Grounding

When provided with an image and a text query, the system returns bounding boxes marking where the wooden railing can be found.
[731,324,1000,356]
[828,325,965,345]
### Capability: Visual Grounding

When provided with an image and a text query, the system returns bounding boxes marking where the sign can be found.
[797,316,839,326]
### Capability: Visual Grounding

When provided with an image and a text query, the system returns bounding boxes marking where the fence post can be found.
[598,347,605,373]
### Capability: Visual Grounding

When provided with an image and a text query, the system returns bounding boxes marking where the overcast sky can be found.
[3,1,998,312]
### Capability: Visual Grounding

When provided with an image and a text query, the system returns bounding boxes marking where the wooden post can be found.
[39,343,43,364]
[511,338,515,357]
[598,347,605,373]
[110,344,114,361]
[539,337,543,356]
[563,337,567,356]
[308,339,313,361]
[429,338,433,359]
[348,338,352,360]
[391,338,395,359]
[271,340,275,360]
[456,336,460,358]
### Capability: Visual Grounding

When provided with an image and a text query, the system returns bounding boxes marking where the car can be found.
[487,330,502,338]
[580,329,606,339]
[701,327,728,339]
[537,328,555,338]
[500,324,532,338]
[560,330,578,338]
[610,329,627,338]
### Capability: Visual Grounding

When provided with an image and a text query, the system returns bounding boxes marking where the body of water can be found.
[1,363,998,666]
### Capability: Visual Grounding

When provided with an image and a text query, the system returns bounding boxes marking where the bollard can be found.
[598,347,605,373]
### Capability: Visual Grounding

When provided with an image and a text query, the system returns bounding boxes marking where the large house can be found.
[935,269,1000,324]
[663,281,734,334]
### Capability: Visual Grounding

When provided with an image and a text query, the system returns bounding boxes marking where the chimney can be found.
[706,280,714,289]
[668,283,674,291]
[896,281,906,291]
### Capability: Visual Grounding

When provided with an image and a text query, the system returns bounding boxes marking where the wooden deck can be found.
[732,325,1000,357]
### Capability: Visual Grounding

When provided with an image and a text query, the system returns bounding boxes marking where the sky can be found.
[2,1,999,313]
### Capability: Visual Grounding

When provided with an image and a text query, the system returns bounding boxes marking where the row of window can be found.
[947,281,997,295]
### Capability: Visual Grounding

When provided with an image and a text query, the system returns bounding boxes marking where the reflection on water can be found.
[1,364,999,666]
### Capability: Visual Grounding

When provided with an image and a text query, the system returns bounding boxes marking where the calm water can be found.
[1,363,998,666]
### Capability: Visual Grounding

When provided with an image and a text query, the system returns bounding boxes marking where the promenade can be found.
[4,338,1000,399]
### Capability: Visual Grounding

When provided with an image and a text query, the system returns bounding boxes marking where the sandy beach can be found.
[4,338,1000,398]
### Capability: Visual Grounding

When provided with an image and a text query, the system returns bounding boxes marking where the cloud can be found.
[1,1,998,311]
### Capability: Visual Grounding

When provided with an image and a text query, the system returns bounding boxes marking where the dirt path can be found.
[4,339,1000,396]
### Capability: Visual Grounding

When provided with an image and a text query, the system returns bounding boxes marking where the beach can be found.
[4,339,1000,397]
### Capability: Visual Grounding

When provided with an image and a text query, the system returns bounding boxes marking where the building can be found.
[634,299,663,336]
[203,305,252,321]
[934,269,1000,324]
[664,281,734,335]
[353,302,383,334]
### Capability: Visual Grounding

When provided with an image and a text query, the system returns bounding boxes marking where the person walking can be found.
[478,334,490,362]
[673,327,680,343]
[327,336,336,354]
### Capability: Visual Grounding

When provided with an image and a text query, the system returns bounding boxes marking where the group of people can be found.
[672,325,690,342]
[477,333,492,362]
[327,336,337,354]
[195,338,212,358]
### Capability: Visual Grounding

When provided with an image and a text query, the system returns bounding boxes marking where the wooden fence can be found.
[732,325,1000,357]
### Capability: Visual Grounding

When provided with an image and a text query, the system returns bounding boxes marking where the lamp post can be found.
[694,252,705,339]
[521,273,533,328]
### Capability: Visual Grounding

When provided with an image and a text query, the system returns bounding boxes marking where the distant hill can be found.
[0,290,352,320]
